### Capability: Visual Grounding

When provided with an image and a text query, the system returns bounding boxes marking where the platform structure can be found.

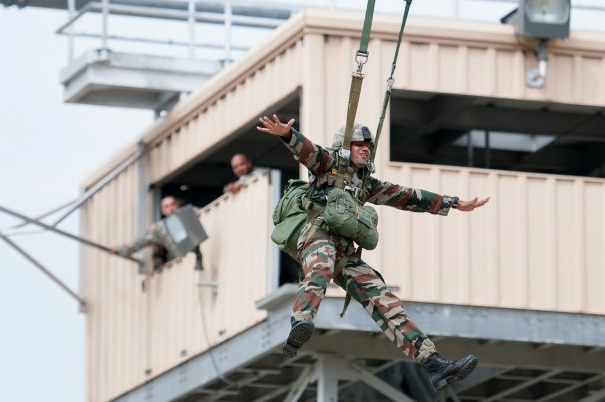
[3,0,298,111]
[112,284,605,402]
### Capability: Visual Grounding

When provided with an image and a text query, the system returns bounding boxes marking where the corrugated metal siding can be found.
[84,172,272,402]
[382,27,605,105]
[146,172,270,376]
[361,163,605,315]
[84,163,146,402]
[148,39,303,184]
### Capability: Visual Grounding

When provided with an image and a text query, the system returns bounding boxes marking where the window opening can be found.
[389,91,605,178]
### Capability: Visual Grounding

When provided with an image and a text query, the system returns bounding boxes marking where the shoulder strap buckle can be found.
[339,148,350,159]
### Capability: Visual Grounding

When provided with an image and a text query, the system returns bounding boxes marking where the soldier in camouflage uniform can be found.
[223,153,265,194]
[257,114,489,392]
[110,196,183,269]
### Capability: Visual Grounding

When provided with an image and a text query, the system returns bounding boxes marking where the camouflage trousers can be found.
[292,216,437,363]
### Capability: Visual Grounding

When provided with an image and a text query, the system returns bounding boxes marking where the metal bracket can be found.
[196,271,218,296]
[526,38,549,88]
[355,51,368,73]
[367,160,376,173]
[339,147,351,160]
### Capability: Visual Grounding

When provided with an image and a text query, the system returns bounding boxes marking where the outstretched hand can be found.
[457,197,490,212]
[257,114,295,137]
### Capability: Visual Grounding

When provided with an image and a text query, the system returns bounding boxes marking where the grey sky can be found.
[0,8,150,402]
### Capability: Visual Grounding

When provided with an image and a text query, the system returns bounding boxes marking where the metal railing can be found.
[59,0,291,63]
[55,0,605,66]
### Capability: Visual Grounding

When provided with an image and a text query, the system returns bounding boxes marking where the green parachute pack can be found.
[271,179,310,267]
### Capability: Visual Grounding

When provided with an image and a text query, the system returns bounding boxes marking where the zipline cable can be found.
[196,273,238,386]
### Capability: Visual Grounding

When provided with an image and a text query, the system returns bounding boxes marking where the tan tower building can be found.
[76,7,605,402]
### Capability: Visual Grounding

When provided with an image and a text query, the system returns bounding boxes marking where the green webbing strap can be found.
[358,0,377,56]
[373,1,412,159]
[334,0,413,318]
[335,73,364,190]
[338,1,413,319]
[360,0,412,202]
[335,0,378,191]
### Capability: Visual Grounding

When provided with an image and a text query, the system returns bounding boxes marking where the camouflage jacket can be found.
[117,220,180,269]
[282,128,457,214]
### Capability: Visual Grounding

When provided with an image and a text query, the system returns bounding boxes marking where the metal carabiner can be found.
[386,77,395,92]
[355,51,369,73]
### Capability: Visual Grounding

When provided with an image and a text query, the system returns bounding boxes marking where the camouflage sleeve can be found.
[365,177,457,216]
[117,227,158,256]
[281,128,335,176]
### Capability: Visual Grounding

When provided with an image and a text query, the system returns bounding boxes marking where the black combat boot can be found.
[422,352,478,391]
[283,320,314,358]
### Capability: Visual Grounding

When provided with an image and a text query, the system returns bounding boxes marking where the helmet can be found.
[331,123,374,149]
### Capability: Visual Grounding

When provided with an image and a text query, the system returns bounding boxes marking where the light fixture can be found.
[518,0,571,39]
[163,204,208,258]
[501,0,571,88]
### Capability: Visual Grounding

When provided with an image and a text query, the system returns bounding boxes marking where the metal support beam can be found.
[298,356,419,402]
[0,233,85,308]
[109,295,605,402]
[452,366,511,393]
[51,145,145,227]
[136,141,149,274]
[283,366,315,402]
[576,387,605,402]
[314,298,605,350]
[316,357,340,402]
[537,372,605,402]
[55,2,284,34]
[267,169,282,293]
[3,197,77,235]
[481,369,563,402]
[57,31,248,51]
[348,361,418,402]
[0,204,143,265]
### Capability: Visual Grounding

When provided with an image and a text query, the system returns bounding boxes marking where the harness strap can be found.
[335,72,364,190]
[302,196,351,275]
[358,0,376,56]
[360,0,413,201]
[336,0,413,318]
[335,0,377,190]
[300,196,325,248]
